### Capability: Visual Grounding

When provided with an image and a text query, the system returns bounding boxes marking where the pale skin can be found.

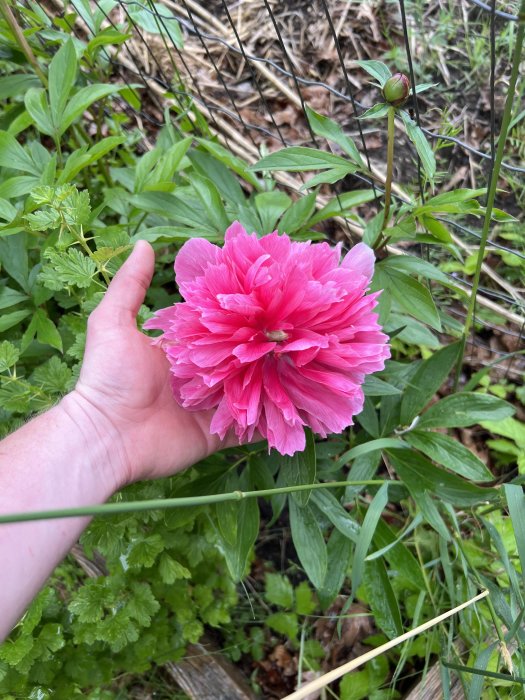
[0,241,236,641]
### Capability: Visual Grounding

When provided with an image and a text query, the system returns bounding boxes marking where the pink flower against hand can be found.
[144,222,390,456]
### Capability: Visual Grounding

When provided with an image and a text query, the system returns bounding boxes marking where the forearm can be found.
[0,392,126,640]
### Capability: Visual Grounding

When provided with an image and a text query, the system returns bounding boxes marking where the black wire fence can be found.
[22,0,525,375]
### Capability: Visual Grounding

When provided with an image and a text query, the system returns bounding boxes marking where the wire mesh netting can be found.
[20,0,525,377]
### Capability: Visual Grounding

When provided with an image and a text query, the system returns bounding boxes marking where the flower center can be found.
[265,329,289,342]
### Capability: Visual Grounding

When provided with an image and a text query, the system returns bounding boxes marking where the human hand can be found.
[64,241,237,490]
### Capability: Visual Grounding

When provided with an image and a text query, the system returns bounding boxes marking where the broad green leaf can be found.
[197,139,261,190]
[142,138,192,191]
[356,60,392,87]
[289,499,327,589]
[0,232,30,292]
[266,612,298,640]
[351,482,389,599]
[405,430,493,481]
[412,82,438,94]
[345,450,382,500]
[255,190,291,233]
[58,136,125,184]
[86,27,131,54]
[305,105,361,163]
[190,149,245,206]
[417,392,514,429]
[307,189,375,226]
[0,286,28,310]
[357,103,389,120]
[355,396,380,437]
[386,313,440,349]
[311,489,359,543]
[364,558,403,638]
[377,267,441,331]
[281,428,316,506]
[61,84,124,135]
[363,375,402,396]
[264,573,294,609]
[41,248,97,289]
[317,528,351,607]
[399,110,436,183]
[373,519,425,590]
[33,309,63,352]
[48,39,77,124]
[505,484,525,588]
[250,147,351,172]
[387,448,497,506]
[299,165,355,190]
[400,341,461,424]
[420,188,486,207]
[0,340,19,371]
[191,173,230,232]
[0,132,38,174]
[221,497,259,581]
[0,73,40,99]
[420,215,453,243]
[0,309,31,333]
[24,88,54,136]
[336,438,404,469]
[278,192,317,234]
[128,2,183,48]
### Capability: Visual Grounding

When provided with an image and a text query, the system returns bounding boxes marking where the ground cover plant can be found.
[0,1,524,698]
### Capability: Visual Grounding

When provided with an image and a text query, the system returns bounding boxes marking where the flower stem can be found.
[0,479,386,524]
[454,4,525,388]
[372,106,395,249]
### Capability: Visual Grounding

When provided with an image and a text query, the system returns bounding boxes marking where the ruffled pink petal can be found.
[174,238,219,292]
[341,242,375,282]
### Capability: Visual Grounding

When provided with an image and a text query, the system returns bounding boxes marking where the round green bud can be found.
[382,73,410,107]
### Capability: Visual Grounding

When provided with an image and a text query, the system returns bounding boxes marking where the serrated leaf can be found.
[264,573,294,609]
[0,340,19,372]
[42,248,97,288]
[32,356,72,393]
[417,392,515,429]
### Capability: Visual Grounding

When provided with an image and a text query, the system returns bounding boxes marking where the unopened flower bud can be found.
[382,73,410,107]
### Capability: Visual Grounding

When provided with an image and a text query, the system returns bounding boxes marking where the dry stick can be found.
[0,0,47,85]
[282,589,490,700]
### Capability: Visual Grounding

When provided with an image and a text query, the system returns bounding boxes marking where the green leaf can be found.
[356,60,392,87]
[48,39,77,125]
[419,188,486,207]
[307,189,375,226]
[128,2,183,48]
[191,173,230,232]
[281,428,316,506]
[386,448,497,506]
[0,73,40,99]
[373,519,425,590]
[289,499,327,589]
[357,103,389,120]
[363,558,403,638]
[311,489,359,543]
[379,255,453,287]
[196,139,261,190]
[58,136,125,184]
[250,147,351,172]
[377,267,441,331]
[32,356,72,393]
[158,553,191,584]
[221,497,259,581]
[504,484,525,588]
[0,308,31,332]
[24,88,54,136]
[417,392,514,429]
[278,192,317,234]
[255,190,291,233]
[400,341,461,424]
[127,534,164,568]
[317,528,352,607]
[0,286,29,310]
[61,84,124,135]
[41,248,97,289]
[266,612,298,640]
[0,340,19,372]
[363,375,402,396]
[399,110,436,183]
[405,430,493,482]
[0,131,38,174]
[264,573,294,609]
[299,165,355,190]
[351,482,389,599]
[305,105,362,163]
[132,226,221,243]
[294,581,316,615]
[33,309,63,352]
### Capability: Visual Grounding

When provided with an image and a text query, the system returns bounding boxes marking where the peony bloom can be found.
[144,222,390,456]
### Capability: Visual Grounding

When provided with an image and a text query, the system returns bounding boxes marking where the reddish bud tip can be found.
[382,73,410,107]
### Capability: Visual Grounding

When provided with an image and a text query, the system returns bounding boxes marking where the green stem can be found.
[454,3,525,388]
[0,479,386,524]
[0,0,47,86]
[372,106,395,249]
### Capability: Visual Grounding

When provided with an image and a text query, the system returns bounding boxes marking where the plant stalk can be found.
[454,3,525,388]
[0,479,386,525]
[0,0,47,86]
[372,105,395,249]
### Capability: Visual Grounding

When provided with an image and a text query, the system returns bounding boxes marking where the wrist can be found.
[59,391,132,495]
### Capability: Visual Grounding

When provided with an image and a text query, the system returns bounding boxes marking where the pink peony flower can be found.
[144,222,390,456]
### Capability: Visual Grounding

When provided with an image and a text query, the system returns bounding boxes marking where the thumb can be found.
[96,240,155,323]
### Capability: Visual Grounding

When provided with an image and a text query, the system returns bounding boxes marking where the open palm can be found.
[73,241,233,486]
